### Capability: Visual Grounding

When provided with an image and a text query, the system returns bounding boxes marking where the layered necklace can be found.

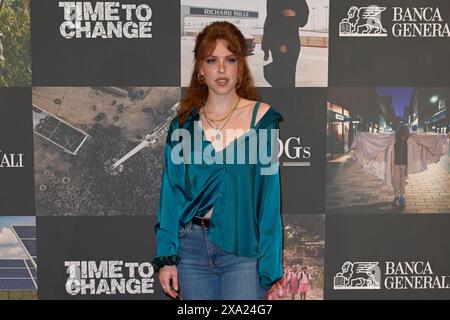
[202,97,240,141]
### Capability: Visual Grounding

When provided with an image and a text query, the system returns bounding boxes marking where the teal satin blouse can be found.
[152,102,283,290]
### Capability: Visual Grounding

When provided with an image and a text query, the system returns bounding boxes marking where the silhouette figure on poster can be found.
[262,0,309,87]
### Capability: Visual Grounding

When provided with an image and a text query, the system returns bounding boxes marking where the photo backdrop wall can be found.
[0,0,449,300]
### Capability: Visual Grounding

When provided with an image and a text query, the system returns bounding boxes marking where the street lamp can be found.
[311,7,316,31]
[324,5,329,31]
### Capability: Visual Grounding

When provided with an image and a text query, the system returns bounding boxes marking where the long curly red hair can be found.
[178,21,258,126]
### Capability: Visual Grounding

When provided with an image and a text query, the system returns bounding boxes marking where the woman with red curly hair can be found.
[152,21,283,300]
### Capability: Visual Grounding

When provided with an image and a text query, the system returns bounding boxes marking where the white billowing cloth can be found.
[351,132,449,186]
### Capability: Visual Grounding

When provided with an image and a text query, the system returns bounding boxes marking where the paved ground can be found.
[181,37,328,87]
[326,152,450,214]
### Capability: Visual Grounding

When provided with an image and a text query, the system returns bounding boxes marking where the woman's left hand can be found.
[158,265,179,299]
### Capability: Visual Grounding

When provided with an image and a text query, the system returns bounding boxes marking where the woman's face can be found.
[199,39,239,96]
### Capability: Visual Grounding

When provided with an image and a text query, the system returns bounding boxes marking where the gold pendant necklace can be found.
[203,97,240,141]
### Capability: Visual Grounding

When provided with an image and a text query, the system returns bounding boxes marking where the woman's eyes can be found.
[205,58,237,64]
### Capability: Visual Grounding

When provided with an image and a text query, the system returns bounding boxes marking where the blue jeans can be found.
[177,222,267,300]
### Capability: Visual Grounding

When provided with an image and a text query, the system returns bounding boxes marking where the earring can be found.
[197,72,205,84]
[236,75,242,88]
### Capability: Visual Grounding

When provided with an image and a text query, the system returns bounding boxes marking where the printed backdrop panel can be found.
[31,0,180,86]
[329,0,450,86]
[32,87,180,216]
[259,87,327,214]
[37,216,165,300]
[325,214,450,299]
[0,88,35,216]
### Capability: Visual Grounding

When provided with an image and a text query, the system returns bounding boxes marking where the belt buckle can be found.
[200,218,207,227]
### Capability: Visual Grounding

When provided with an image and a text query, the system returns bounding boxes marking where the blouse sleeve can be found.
[152,118,186,271]
[256,120,283,291]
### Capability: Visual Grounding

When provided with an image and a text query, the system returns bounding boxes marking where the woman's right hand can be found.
[158,265,179,299]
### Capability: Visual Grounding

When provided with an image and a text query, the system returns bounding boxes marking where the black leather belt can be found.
[191,216,211,228]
